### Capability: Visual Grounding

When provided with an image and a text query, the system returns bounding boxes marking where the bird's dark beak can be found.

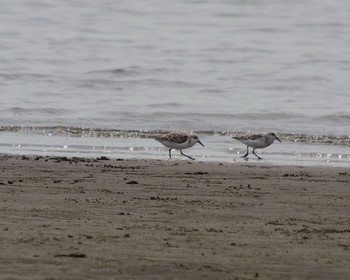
[198,140,204,147]
[276,137,281,143]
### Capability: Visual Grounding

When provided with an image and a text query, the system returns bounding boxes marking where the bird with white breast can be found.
[233,131,281,160]
[154,131,204,160]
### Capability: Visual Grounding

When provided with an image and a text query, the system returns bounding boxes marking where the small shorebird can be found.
[154,132,204,160]
[233,132,281,160]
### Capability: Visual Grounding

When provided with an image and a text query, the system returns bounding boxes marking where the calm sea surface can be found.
[1,0,350,165]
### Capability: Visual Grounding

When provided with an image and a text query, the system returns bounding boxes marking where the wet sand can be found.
[0,155,349,279]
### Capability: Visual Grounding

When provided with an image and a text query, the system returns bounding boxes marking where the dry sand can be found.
[0,154,349,280]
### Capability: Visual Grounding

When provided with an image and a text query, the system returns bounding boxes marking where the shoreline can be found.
[0,155,349,279]
[1,131,350,168]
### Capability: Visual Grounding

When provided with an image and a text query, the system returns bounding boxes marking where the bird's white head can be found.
[189,134,204,147]
[267,132,281,143]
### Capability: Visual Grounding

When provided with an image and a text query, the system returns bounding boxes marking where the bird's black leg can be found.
[252,148,262,160]
[168,148,172,158]
[180,150,195,160]
[241,146,249,158]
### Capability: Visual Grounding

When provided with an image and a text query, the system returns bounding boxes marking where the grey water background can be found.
[0,0,350,165]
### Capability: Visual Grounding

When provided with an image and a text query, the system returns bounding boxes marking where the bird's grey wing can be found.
[247,133,263,140]
[233,133,262,141]
[154,132,188,144]
[167,133,188,144]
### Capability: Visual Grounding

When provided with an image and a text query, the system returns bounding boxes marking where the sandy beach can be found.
[0,154,349,279]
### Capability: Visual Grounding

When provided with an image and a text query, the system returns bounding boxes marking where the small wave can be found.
[318,113,350,122]
[86,66,174,76]
[280,75,331,83]
[146,102,181,108]
[243,27,293,34]
[9,107,70,115]
[0,72,49,80]
[86,66,142,76]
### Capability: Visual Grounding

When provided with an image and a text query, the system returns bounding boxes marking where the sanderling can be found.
[232,132,281,160]
[154,132,204,160]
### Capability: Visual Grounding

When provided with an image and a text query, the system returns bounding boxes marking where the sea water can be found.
[0,0,350,166]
